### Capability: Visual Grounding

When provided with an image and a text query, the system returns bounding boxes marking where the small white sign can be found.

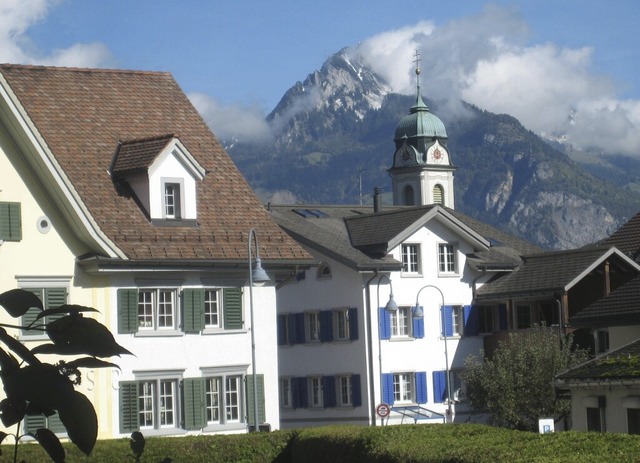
[376,403,391,418]
[538,418,555,434]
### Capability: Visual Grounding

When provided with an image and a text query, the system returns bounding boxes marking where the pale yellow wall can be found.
[0,142,116,439]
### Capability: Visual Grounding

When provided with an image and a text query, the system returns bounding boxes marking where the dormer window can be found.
[163,180,183,219]
[110,134,205,226]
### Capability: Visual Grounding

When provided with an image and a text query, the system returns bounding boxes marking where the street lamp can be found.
[374,274,398,424]
[248,228,270,432]
[414,284,452,420]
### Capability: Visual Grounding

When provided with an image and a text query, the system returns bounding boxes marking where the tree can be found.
[461,324,588,431]
[0,288,131,462]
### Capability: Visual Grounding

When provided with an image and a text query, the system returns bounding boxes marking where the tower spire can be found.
[413,49,422,97]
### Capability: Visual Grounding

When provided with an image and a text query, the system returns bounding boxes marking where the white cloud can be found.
[355,4,640,155]
[0,0,114,67]
[188,92,274,144]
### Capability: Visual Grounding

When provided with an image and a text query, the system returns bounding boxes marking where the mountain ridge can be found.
[226,49,640,250]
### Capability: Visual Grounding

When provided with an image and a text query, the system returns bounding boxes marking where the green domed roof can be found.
[394,95,447,140]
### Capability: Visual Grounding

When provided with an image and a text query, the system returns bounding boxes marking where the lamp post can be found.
[375,274,398,424]
[248,228,270,432]
[414,284,452,420]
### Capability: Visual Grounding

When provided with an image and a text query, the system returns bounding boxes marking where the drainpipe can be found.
[365,271,379,426]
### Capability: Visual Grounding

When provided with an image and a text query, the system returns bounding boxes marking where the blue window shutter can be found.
[319,310,333,342]
[413,311,425,339]
[351,374,362,407]
[291,377,300,408]
[277,314,287,345]
[433,371,447,403]
[464,305,479,336]
[348,308,359,341]
[287,314,297,344]
[442,305,453,337]
[322,376,336,407]
[415,371,427,404]
[382,373,395,405]
[498,303,508,330]
[296,377,308,408]
[294,313,305,344]
[379,308,391,340]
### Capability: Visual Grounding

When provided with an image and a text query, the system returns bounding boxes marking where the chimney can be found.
[373,187,382,213]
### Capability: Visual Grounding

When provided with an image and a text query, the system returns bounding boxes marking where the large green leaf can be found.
[3,364,75,411]
[0,398,26,427]
[34,304,99,322]
[0,289,42,317]
[46,314,132,357]
[31,427,65,463]
[58,391,97,456]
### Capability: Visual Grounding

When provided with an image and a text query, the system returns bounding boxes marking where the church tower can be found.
[388,52,456,208]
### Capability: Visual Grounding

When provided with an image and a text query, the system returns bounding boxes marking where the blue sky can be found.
[2,0,640,153]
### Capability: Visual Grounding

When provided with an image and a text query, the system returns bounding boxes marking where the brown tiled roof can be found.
[598,212,640,258]
[111,134,174,174]
[0,64,311,263]
[571,274,640,327]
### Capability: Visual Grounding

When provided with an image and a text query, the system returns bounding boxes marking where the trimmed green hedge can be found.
[7,424,640,462]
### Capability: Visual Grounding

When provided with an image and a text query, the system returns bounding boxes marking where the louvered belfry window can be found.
[433,184,444,205]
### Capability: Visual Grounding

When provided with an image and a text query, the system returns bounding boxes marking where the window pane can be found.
[138,381,155,428]
[307,313,320,342]
[138,291,154,328]
[517,305,531,329]
[165,184,176,217]
[205,289,220,327]
[226,376,241,422]
[339,376,352,406]
[402,244,419,273]
[336,310,348,340]
[157,290,174,328]
[206,377,221,423]
[159,380,175,427]
[392,307,409,337]
[439,244,455,273]
[280,378,291,408]
[310,377,323,407]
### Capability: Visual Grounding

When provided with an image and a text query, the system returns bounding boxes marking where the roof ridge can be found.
[119,133,176,145]
[0,63,171,77]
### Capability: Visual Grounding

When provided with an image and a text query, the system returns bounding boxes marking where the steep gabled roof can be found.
[0,64,311,265]
[556,338,640,385]
[269,204,534,272]
[598,211,640,258]
[571,274,640,327]
[476,247,640,300]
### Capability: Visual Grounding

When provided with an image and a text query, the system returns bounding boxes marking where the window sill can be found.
[137,428,186,437]
[203,422,246,433]
[390,336,416,342]
[437,273,460,278]
[202,328,247,336]
[135,329,184,338]
[400,273,423,278]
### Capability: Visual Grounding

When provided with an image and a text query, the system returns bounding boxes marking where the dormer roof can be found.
[0,64,312,266]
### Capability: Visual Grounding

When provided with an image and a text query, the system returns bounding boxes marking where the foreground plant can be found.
[0,288,131,462]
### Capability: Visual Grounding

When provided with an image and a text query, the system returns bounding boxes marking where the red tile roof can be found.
[0,64,311,263]
[111,134,174,174]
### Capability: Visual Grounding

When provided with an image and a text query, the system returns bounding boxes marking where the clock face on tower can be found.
[398,145,413,164]
[427,141,447,164]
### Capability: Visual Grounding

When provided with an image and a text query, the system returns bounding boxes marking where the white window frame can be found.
[401,243,421,275]
[306,311,320,343]
[204,288,222,328]
[161,178,184,220]
[452,305,463,337]
[334,308,350,341]
[391,306,411,338]
[201,366,248,431]
[279,377,293,408]
[337,375,353,406]
[309,376,324,408]
[137,288,179,331]
[438,243,457,275]
[133,370,183,434]
[393,372,415,404]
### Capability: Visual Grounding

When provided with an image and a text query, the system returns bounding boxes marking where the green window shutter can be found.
[183,378,207,430]
[182,289,205,333]
[246,374,265,426]
[44,288,66,325]
[24,414,47,433]
[119,381,139,433]
[223,288,243,330]
[21,288,43,336]
[118,289,139,334]
[47,413,66,434]
[0,202,21,241]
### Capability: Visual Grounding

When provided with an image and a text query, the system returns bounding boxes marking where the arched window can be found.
[317,263,332,279]
[403,185,415,206]
[433,184,444,206]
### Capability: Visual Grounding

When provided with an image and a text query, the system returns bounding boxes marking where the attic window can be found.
[317,263,332,279]
[293,209,328,218]
[163,181,182,219]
